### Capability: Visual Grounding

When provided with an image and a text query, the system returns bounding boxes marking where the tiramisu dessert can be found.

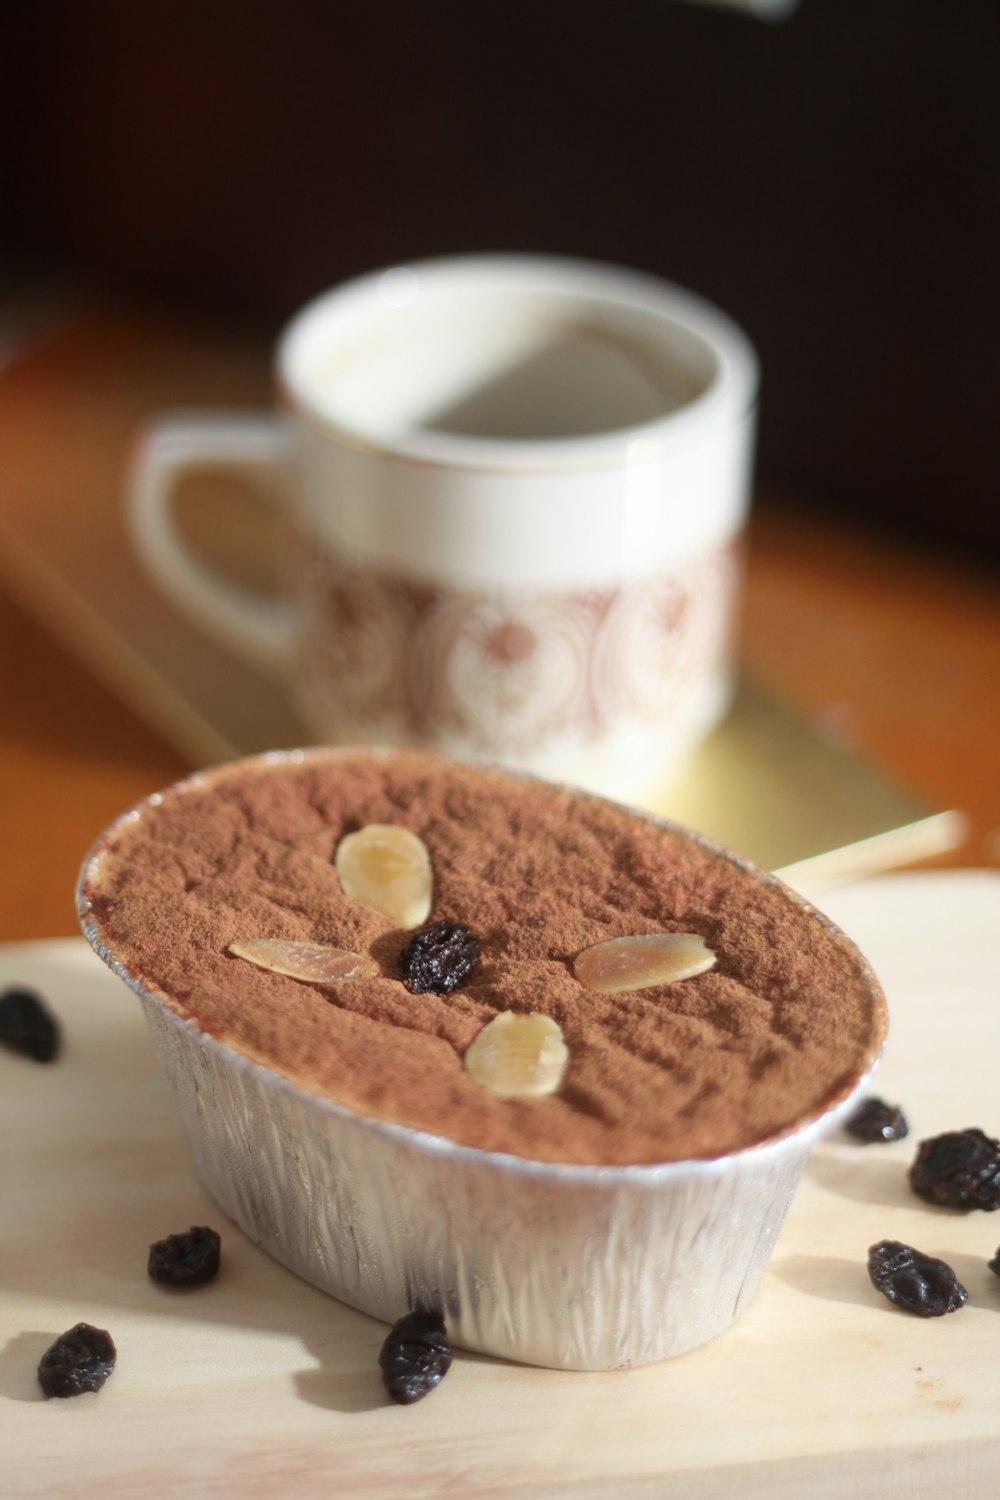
[78,748,886,1369]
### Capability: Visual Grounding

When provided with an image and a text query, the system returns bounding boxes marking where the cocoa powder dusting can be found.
[80,750,885,1165]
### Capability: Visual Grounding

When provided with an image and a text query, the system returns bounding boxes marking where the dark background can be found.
[2,0,998,559]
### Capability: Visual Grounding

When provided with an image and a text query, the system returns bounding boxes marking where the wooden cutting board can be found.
[3,872,999,1498]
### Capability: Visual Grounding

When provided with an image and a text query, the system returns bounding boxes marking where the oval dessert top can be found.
[79,749,886,1166]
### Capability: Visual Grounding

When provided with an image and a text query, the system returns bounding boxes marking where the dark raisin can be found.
[867,1240,967,1317]
[37,1322,116,1397]
[398,921,480,996]
[845,1096,909,1143]
[378,1309,452,1404]
[0,987,60,1062]
[989,1247,1000,1278]
[148,1225,221,1286]
[908,1128,1000,1210]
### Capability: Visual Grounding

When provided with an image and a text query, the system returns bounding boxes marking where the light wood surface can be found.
[0,309,997,943]
[3,872,999,1497]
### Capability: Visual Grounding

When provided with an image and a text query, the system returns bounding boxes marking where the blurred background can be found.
[0,0,998,946]
[2,0,998,558]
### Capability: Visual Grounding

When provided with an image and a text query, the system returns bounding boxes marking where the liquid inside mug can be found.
[128,255,759,802]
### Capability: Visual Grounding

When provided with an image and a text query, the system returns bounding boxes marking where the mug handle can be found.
[127,412,296,676]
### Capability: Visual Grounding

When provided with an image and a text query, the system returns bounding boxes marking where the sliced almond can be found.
[229,938,378,984]
[464,1011,568,1098]
[334,824,432,929]
[573,932,716,994]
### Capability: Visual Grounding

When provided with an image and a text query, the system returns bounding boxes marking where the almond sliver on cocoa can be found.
[228,939,378,984]
[573,932,716,994]
[464,1011,568,1098]
[334,824,432,929]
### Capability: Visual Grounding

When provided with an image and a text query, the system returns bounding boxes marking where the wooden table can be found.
[0,307,997,946]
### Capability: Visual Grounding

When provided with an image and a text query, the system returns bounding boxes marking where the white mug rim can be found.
[276,253,759,475]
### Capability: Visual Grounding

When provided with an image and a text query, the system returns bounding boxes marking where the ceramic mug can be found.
[128,255,759,801]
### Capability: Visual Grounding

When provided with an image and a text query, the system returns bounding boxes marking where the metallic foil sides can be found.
[140,993,871,1370]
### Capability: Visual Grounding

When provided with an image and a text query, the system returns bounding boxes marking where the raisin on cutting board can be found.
[148,1226,221,1286]
[867,1240,967,1317]
[0,987,60,1062]
[909,1128,1000,1210]
[845,1096,909,1143]
[379,1309,452,1404]
[37,1323,116,1397]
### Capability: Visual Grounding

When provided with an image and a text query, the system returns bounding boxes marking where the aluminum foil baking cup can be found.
[77,753,887,1372]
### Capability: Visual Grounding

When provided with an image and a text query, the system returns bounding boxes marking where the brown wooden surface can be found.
[0,313,997,944]
[743,503,1000,868]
